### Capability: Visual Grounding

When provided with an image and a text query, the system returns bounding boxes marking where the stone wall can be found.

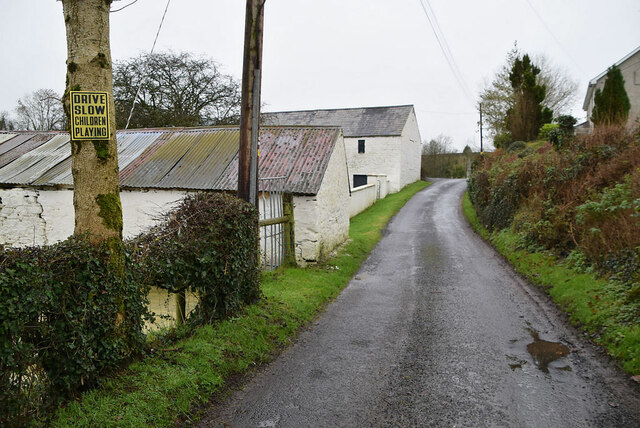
[399,109,422,189]
[293,133,350,264]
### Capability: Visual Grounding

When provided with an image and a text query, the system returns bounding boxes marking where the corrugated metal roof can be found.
[215,127,340,195]
[0,133,18,145]
[0,126,340,195]
[0,134,55,169]
[0,135,70,185]
[263,105,414,137]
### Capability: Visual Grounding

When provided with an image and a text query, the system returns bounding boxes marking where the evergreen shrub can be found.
[133,192,261,325]
[0,237,150,425]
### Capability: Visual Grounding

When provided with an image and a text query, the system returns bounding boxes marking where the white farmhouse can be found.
[264,105,422,194]
[0,126,350,265]
[582,45,640,131]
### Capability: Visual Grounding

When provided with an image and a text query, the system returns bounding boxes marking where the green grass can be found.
[50,181,430,427]
[463,192,640,376]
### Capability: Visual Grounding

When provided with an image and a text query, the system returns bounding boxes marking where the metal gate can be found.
[258,176,294,270]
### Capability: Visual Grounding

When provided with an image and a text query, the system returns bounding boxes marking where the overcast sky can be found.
[1,0,639,151]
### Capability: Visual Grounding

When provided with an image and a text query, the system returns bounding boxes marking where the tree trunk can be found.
[62,0,123,244]
[62,0,125,324]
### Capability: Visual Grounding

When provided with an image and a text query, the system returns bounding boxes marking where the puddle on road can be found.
[526,328,570,373]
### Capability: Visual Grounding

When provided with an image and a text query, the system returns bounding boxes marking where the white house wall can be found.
[400,109,422,189]
[293,135,350,264]
[344,111,421,194]
[345,135,402,193]
[585,49,640,128]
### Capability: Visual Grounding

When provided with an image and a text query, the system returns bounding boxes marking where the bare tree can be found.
[113,51,241,129]
[14,89,66,131]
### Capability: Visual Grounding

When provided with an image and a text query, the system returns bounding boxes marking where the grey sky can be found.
[1,0,639,151]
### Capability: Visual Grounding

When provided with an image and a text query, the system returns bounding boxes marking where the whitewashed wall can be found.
[399,109,423,189]
[293,134,350,264]
[0,179,350,267]
[345,135,402,193]
[349,183,376,218]
[0,188,186,247]
[344,109,421,194]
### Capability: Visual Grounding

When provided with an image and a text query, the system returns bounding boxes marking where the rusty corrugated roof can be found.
[0,126,340,195]
[214,127,340,195]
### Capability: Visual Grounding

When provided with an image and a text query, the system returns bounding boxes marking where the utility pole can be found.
[238,0,265,206]
[479,103,484,153]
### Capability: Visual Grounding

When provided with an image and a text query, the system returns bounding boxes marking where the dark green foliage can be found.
[507,141,527,153]
[492,132,513,149]
[592,66,631,127]
[507,54,552,141]
[549,115,578,150]
[0,236,150,425]
[134,192,261,325]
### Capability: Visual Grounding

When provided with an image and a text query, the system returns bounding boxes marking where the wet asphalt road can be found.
[198,179,640,427]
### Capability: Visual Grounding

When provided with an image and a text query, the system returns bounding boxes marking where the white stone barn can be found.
[264,105,422,194]
[0,126,350,265]
[582,45,640,131]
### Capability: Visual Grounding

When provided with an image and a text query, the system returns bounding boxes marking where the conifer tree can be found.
[506,54,552,141]
[591,66,631,126]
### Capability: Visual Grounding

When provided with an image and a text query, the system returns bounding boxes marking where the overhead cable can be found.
[417,0,475,105]
[124,0,171,130]
[524,0,588,78]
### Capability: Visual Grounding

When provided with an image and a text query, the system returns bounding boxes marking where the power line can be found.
[417,0,475,104]
[124,0,171,130]
[524,0,589,79]
[110,0,141,14]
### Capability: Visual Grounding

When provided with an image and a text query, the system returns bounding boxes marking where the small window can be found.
[353,174,367,188]
[358,139,365,153]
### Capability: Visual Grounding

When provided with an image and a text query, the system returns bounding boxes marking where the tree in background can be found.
[507,54,552,141]
[113,51,241,129]
[479,45,576,144]
[0,111,15,131]
[14,89,66,131]
[591,66,631,127]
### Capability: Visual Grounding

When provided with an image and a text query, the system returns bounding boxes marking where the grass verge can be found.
[462,192,640,376]
[50,181,430,427]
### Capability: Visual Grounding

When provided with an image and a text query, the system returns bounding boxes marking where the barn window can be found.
[358,139,365,153]
[353,174,367,188]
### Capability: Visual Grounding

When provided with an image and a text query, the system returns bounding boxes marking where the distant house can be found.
[264,105,422,194]
[583,45,640,131]
[0,126,350,265]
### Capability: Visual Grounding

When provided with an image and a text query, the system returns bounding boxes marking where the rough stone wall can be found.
[0,188,187,248]
[399,109,422,189]
[293,134,350,264]
[345,135,402,193]
[0,188,48,247]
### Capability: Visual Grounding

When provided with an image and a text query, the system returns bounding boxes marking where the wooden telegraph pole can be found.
[238,0,265,206]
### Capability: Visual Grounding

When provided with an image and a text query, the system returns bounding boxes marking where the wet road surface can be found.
[197,179,640,427]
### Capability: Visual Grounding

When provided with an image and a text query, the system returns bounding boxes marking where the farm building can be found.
[0,126,351,265]
[264,105,422,193]
[582,45,640,131]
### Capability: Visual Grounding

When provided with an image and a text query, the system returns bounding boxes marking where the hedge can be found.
[0,192,260,426]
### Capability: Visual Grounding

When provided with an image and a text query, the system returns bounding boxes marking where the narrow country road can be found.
[197,179,640,427]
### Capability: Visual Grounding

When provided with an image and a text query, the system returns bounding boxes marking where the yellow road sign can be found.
[70,91,110,140]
